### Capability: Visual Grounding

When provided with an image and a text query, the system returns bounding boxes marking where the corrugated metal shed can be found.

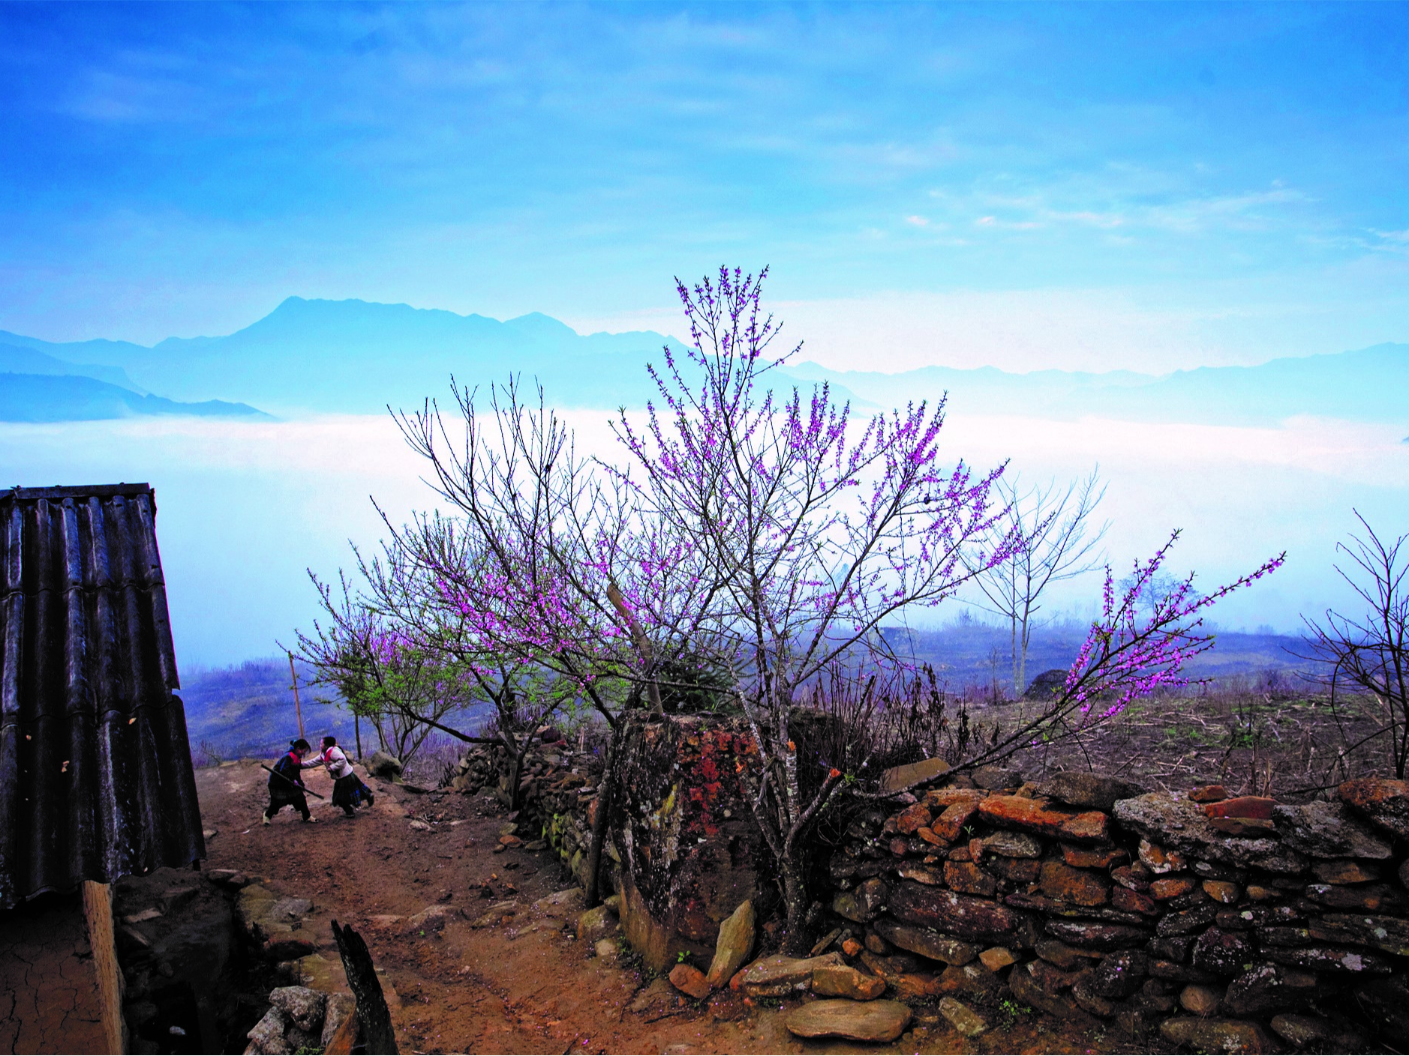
[0,483,205,908]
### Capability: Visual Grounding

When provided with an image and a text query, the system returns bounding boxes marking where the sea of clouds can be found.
[4,407,1405,667]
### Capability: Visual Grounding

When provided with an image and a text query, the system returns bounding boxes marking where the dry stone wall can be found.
[445,715,1409,1049]
[823,768,1409,1050]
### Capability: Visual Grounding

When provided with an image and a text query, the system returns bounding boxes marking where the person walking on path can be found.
[319,735,376,817]
[263,738,319,824]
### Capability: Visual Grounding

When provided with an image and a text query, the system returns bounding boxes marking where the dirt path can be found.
[196,761,1120,1055]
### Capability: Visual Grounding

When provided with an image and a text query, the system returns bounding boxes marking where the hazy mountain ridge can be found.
[0,372,269,423]
[789,342,1409,427]
[1,298,1404,428]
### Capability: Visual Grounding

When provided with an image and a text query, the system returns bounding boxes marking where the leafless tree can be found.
[1301,511,1409,777]
[968,468,1109,696]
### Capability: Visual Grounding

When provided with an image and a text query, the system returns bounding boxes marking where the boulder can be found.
[873,919,978,965]
[730,952,844,997]
[366,751,403,779]
[888,882,1026,944]
[785,999,912,1042]
[938,996,988,1037]
[705,900,755,988]
[1271,800,1392,859]
[1160,1017,1273,1054]
[268,986,326,1032]
[1038,773,1144,813]
[1340,777,1409,839]
[811,963,886,1000]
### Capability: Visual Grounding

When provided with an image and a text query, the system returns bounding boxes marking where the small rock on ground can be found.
[785,999,912,1042]
[1160,1016,1273,1055]
[811,963,886,1001]
[268,986,325,1032]
[938,996,988,1037]
[669,963,711,1000]
[706,900,756,988]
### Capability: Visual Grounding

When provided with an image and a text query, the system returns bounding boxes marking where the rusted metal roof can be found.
[0,483,205,907]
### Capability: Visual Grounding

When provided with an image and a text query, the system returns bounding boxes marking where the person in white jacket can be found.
[319,735,376,817]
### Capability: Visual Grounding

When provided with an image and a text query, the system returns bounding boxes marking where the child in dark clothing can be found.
[318,735,375,817]
[263,739,319,824]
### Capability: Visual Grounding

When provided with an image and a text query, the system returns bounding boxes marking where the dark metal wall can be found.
[0,484,205,908]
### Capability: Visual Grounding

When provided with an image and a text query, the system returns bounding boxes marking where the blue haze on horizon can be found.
[0,3,1406,666]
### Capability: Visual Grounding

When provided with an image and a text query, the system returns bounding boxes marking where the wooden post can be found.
[288,651,305,741]
[82,880,127,1055]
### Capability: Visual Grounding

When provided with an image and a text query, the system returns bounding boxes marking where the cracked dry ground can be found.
[198,761,1140,1056]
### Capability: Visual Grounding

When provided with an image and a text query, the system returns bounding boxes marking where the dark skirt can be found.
[332,773,374,811]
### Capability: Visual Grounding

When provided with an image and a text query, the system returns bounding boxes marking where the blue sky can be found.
[2,2,1407,372]
[1,3,1406,663]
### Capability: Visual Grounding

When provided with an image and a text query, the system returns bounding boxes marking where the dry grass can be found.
[978,676,1396,800]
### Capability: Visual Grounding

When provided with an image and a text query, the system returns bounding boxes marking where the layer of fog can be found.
[3,406,1404,668]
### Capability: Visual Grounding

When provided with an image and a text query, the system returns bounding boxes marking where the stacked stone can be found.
[244,986,357,1055]
[823,768,1409,1050]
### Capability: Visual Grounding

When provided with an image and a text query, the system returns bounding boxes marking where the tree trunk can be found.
[331,920,398,1054]
[584,725,622,907]
[779,852,810,957]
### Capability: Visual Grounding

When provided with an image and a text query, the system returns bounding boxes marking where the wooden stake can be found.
[82,880,127,1055]
[289,651,305,741]
[331,920,398,1054]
